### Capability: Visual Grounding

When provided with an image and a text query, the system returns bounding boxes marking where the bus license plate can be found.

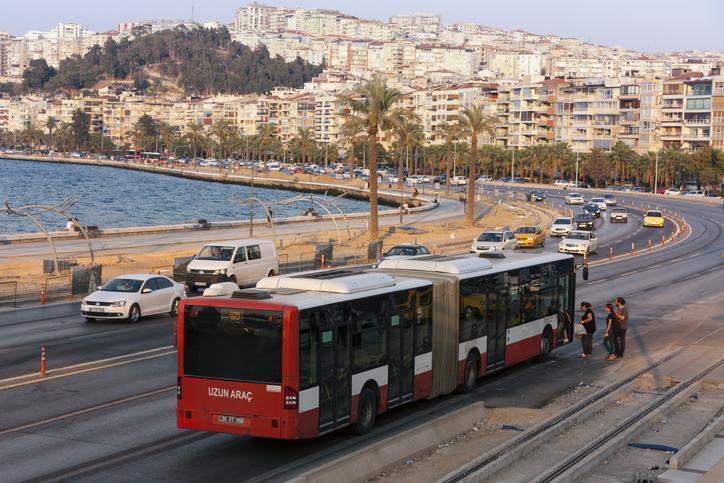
[217,415,245,426]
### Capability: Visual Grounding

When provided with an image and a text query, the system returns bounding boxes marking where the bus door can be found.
[388,309,415,407]
[485,276,506,371]
[318,313,351,432]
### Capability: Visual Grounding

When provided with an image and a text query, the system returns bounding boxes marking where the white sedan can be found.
[81,274,186,322]
[470,230,517,253]
[590,197,607,211]
[565,193,584,205]
[559,231,599,256]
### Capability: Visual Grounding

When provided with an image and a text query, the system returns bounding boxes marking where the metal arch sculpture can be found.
[238,197,277,245]
[3,198,96,274]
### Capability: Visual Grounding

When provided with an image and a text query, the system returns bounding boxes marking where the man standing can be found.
[614,297,628,358]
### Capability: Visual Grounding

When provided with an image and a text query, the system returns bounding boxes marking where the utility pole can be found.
[575,151,579,186]
[654,150,659,195]
[510,147,515,181]
[249,160,255,237]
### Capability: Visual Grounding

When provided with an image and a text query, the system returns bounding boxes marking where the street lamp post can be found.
[510,147,515,181]
[575,152,580,186]
[249,160,255,237]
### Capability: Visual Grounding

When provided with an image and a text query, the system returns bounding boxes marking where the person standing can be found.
[603,304,618,360]
[614,297,628,358]
[579,301,596,358]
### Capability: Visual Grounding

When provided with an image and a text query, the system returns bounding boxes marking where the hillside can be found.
[21,27,324,95]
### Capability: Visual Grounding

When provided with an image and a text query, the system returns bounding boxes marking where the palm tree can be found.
[126,124,146,159]
[256,123,276,170]
[340,115,365,180]
[456,106,497,224]
[348,77,405,240]
[157,121,175,156]
[291,127,316,166]
[45,116,58,150]
[391,114,423,188]
[183,122,205,167]
[440,122,461,194]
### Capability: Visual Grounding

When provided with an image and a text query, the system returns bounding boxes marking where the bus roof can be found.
[376,251,572,278]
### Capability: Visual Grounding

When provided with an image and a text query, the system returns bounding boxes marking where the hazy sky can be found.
[1,0,721,53]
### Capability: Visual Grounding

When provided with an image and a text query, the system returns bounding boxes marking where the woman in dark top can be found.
[579,301,596,358]
[603,303,618,360]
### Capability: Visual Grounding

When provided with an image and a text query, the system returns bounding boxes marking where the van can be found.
[185,239,278,290]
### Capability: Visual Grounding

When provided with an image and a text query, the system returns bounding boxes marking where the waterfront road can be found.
[0,190,720,481]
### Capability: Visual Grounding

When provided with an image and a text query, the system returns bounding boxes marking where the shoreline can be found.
[1,154,435,243]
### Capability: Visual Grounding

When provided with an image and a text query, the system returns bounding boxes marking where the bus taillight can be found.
[283,386,298,410]
[177,376,182,399]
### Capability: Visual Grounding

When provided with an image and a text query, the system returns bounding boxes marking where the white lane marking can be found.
[0,386,174,436]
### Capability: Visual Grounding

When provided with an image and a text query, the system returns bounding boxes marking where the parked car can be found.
[567,181,588,189]
[553,179,569,188]
[451,176,467,185]
[683,190,705,198]
[603,194,617,206]
[582,203,602,218]
[549,217,575,237]
[664,188,681,196]
[610,207,628,223]
[81,274,185,322]
[381,244,430,259]
[565,192,584,205]
[514,226,546,248]
[406,175,425,185]
[470,229,517,253]
[526,190,546,202]
[573,213,595,230]
[477,175,493,182]
[590,197,607,211]
[643,210,665,228]
[185,239,278,291]
[559,231,599,256]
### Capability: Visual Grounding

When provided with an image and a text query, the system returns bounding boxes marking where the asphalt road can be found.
[0,188,721,482]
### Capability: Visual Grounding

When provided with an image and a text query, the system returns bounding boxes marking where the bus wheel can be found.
[459,353,478,393]
[534,329,553,363]
[351,387,377,435]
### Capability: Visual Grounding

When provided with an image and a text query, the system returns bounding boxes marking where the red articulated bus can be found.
[177,252,576,439]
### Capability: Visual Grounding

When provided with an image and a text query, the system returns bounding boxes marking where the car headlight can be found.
[109,301,126,307]
[212,269,227,275]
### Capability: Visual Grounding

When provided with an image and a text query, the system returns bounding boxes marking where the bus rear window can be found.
[183,306,283,384]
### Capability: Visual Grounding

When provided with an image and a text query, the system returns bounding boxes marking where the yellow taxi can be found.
[643,210,665,228]
[514,226,546,248]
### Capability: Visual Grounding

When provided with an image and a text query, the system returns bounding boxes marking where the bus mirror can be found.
[582,264,589,281]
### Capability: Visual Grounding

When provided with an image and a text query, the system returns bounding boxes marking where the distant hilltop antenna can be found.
[191,0,195,22]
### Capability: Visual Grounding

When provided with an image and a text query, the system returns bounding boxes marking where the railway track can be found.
[441,349,724,483]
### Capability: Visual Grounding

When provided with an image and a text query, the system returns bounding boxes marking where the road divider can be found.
[290,402,486,483]
[0,345,175,391]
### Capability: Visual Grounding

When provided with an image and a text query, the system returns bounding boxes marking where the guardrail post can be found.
[662,233,666,244]
[648,239,652,251]
[609,246,613,259]
[40,281,46,305]
[433,244,438,255]
[40,345,46,377]
[321,254,325,270]
[631,242,635,256]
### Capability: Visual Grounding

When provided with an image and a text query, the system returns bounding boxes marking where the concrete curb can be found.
[670,414,724,469]
[554,382,701,483]
[290,402,486,483]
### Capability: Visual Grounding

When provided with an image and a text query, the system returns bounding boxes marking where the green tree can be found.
[45,116,58,150]
[456,106,497,224]
[71,109,91,149]
[348,77,405,240]
[256,123,276,170]
[440,122,462,194]
[340,115,365,180]
[22,59,56,89]
[585,148,609,188]
[184,122,205,166]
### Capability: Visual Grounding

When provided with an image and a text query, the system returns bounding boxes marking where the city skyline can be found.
[1,0,722,54]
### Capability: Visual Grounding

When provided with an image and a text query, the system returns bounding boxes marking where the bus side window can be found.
[299,311,318,389]
[415,287,433,354]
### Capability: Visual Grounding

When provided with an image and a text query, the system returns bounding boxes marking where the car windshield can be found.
[574,214,591,220]
[592,198,603,202]
[478,233,503,242]
[387,246,420,256]
[554,219,571,225]
[569,193,582,197]
[101,278,143,292]
[646,211,662,217]
[516,227,536,234]
[196,245,235,261]
[566,233,589,240]
[604,194,614,199]
[612,208,625,213]
[584,204,598,210]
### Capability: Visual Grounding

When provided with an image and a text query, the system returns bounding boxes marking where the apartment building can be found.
[682,77,713,151]
[712,75,724,150]
[314,95,345,145]
[414,45,480,78]
[234,3,292,33]
[638,80,662,153]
